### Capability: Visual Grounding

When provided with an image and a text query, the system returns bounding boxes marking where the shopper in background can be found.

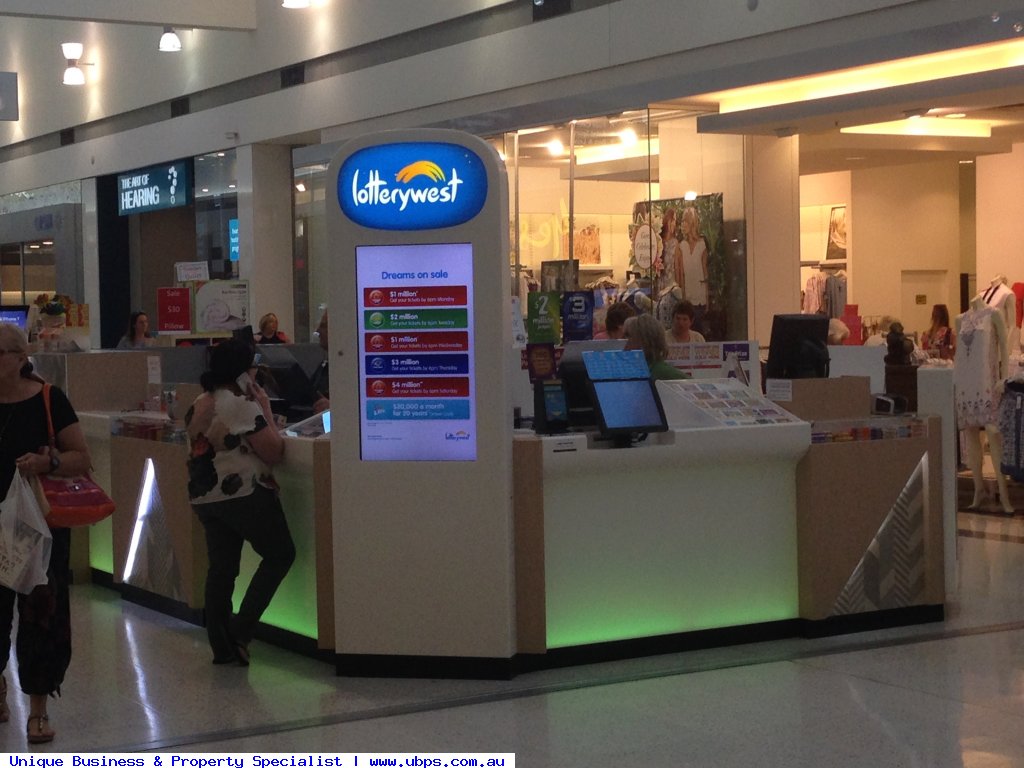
[666,300,706,344]
[115,311,152,349]
[310,310,330,413]
[922,303,956,360]
[254,313,290,345]
[593,302,636,341]
[185,338,295,667]
[625,314,688,380]
[0,324,92,744]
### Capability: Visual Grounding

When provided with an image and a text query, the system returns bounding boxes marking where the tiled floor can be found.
[5,501,1024,764]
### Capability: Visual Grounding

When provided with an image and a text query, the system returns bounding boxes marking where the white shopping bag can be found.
[0,473,52,594]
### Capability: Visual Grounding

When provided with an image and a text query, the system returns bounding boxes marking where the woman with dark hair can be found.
[115,311,152,349]
[922,303,956,359]
[0,323,93,744]
[185,339,294,666]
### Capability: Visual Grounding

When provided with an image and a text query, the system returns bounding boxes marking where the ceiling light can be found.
[60,42,83,61]
[546,138,565,157]
[841,116,994,138]
[618,127,638,145]
[294,182,307,192]
[945,113,967,119]
[960,159,976,164]
[282,0,311,7]
[159,27,182,53]
[705,38,1024,114]
[684,191,698,201]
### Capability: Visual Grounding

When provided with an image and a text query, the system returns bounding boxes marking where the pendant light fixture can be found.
[158,27,182,53]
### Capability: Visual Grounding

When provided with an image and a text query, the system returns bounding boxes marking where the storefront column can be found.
[746,135,801,343]
[235,144,295,338]
[82,179,101,350]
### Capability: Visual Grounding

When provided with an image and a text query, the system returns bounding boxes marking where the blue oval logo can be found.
[339,142,488,230]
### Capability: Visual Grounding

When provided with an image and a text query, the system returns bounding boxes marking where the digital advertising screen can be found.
[356,243,475,461]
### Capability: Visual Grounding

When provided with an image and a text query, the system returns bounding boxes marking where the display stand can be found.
[771,377,944,633]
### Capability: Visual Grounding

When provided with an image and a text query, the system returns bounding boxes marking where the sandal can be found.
[27,715,54,744]
[0,675,8,723]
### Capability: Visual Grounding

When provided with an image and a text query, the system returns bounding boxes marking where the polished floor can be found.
[4,501,1024,764]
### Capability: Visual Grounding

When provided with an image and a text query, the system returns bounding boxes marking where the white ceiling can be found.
[0,0,257,30]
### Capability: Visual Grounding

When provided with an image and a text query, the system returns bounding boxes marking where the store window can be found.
[0,240,55,305]
[499,107,748,341]
[292,105,749,341]
[194,150,239,278]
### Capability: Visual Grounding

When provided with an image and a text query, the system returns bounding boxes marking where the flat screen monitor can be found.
[0,305,29,330]
[556,340,627,430]
[764,313,830,380]
[588,378,668,447]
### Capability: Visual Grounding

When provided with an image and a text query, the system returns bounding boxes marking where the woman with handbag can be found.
[0,323,92,744]
[185,338,294,666]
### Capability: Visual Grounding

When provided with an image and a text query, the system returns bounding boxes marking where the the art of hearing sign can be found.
[118,160,192,216]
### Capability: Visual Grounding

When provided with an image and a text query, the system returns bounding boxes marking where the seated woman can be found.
[624,314,688,380]
[593,301,636,340]
[116,311,153,349]
[254,313,290,344]
[665,300,706,344]
[921,303,956,359]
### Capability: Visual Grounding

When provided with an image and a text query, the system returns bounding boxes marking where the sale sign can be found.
[156,286,192,332]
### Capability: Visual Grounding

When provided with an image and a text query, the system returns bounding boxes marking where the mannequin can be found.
[955,295,1012,513]
[981,274,1019,353]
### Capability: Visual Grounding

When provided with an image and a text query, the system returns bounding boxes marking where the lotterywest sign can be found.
[117,160,192,216]
[338,142,487,230]
[0,72,18,121]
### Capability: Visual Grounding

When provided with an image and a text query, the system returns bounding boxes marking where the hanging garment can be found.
[954,306,1002,427]
[997,381,1024,482]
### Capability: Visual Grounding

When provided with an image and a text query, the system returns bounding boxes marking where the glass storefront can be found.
[293,106,749,341]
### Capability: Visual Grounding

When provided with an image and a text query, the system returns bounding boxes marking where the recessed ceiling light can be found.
[846,156,867,161]
[201,187,209,193]
[546,138,564,157]
[945,113,967,119]
[282,0,311,7]
[959,159,975,164]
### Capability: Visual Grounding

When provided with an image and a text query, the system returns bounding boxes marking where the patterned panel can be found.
[832,458,926,615]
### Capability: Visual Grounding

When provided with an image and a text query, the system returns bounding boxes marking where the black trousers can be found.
[194,486,295,660]
[0,527,72,696]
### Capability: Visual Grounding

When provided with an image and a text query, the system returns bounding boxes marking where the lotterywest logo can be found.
[339,142,488,230]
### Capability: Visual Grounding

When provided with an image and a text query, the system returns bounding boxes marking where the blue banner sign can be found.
[338,142,487,230]
[118,161,191,216]
[228,218,240,261]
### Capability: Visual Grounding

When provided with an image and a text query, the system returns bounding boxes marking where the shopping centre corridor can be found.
[4,503,1024,765]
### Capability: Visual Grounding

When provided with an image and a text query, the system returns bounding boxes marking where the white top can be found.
[681,237,707,306]
[954,305,1002,427]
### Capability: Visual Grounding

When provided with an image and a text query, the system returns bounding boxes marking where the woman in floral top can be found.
[185,339,294,666]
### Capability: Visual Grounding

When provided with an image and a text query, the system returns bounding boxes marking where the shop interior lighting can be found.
[294,181,307,192]
[124,458,156,582]
[840,116,996,138]
[158,27,182,53]
[61,42,85,86]
[574,137,659,165]
[703,38,1024,115]
[618,127,638,145]
[684,191,698,201]
[546,138,565,157]
[282,0,311,7]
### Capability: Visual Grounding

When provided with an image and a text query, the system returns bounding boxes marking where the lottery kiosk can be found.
[327,130,515,676]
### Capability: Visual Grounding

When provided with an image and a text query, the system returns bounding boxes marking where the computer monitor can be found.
[556,340,628,429]
[258,362,319,422]
[0,305,29,330]
[587,378,668,448]
[764,313,830,380]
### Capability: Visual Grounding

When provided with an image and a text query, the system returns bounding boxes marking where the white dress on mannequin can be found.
[956,297,1012,512]
[954,304,1001,427]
